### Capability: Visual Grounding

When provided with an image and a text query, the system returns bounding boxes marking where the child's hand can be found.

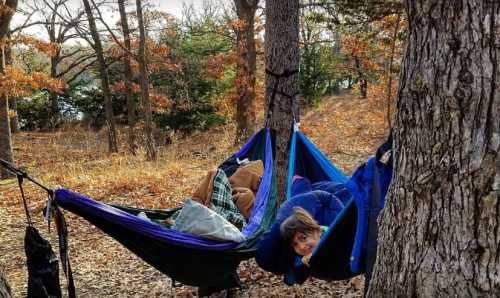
[302,253,312,267]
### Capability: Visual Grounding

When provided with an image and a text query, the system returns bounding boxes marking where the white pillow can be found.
[173,199,246,242]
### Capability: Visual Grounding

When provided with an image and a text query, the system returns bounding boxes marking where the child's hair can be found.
[280,207,320,244]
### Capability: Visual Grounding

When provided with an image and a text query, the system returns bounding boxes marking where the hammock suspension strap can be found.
[265,69,300,127]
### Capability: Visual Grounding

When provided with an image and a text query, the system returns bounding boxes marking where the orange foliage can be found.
[231,19,248,31]
[206,52,237,79]
[339,13,406,99]
[110,80,141,94]
[108,36,177,76]
[0,66,65,97]
[13,35,60,57]
[150,93,173,112]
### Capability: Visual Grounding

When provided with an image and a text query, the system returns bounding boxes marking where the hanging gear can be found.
[0,159,76,298]
[25,226,62,298]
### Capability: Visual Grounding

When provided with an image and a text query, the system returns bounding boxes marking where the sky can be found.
[12,0,228,39]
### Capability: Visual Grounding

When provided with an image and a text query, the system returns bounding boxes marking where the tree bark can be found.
[118,0,137,155]
[82,0,118,153]
[354,55,368,98]
[265,0,300,204]
[0,266,11,298]
[385,12,401,130]
[4,36,18,133]
[234,0,258,143]
[136,0,157,161]
[0,0,18,179]
[49,54,60,128]
[47,19,60,128]
[368,0,500,296]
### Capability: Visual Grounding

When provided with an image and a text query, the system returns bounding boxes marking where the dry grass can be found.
[0,94,388,297]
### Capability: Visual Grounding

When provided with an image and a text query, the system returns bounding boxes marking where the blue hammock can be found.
[53,129,277,292]
[256,129,393,285]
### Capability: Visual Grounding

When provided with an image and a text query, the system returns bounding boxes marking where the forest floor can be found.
[0,94,389,297]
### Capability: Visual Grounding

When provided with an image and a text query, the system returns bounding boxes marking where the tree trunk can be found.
[136,0,157,161]
[7,96,17,133]
[265,0,300,204]
[385,13,401,130]
[49,54,60,128]
[0,73,14,179]
[82,0,118,153]
[0,0,18,179]
[0,266,11,298]
[368,0,499,296]
[354,55,367,98]
[4,38,18,133]
[234,0,258,143]
[118,0,137,155]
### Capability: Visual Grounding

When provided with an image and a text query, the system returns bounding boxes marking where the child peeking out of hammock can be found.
[280,207,328,267]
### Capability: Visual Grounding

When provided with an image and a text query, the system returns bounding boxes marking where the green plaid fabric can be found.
[210,169,246,228]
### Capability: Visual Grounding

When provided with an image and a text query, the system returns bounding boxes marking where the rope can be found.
[0,159,52,193]
[17,174,33,226]
[0,158,53,227]
[265,69,300,127]
[0,158,75,297]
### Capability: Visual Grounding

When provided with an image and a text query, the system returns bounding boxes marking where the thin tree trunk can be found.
[234,0,258,143]
[368,0,499,296]
[82,0,118,153]
[4,37,18,133]
[265,0,300,204]
[118,0,137,155]
[49,55,60,128]
[354,55,367,98]
[136,0,156,161]
[0,0,18,179]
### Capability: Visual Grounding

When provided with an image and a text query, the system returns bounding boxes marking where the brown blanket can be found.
[191,169,218,206]
[232,187,255,220]
[229,160,264,193]
[191,160,264,220]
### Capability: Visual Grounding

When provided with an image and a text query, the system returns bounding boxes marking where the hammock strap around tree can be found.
[265,68,300,127]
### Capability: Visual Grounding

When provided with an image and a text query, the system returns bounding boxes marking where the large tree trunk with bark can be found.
[0,0,18,179]
[82,0,118,153]
[234,0,258,143]
[0,266,11,298]
[136,0,157,161]
[265,0,300,203]
[118,0,137,155]
[368,0,499,296]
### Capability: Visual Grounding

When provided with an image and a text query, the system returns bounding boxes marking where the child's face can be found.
[292,230,321,256]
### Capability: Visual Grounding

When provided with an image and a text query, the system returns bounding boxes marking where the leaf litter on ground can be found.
[0,95,388,297]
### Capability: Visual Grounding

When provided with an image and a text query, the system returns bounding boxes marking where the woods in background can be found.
[0,0,405,139]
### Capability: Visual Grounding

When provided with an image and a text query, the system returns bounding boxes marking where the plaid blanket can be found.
[210,169,246,228]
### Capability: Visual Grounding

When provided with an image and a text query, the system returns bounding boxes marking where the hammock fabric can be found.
[53,129,277,291]
[256,130,393,285]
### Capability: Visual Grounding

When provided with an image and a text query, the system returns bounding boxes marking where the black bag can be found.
[24,226,62,298]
